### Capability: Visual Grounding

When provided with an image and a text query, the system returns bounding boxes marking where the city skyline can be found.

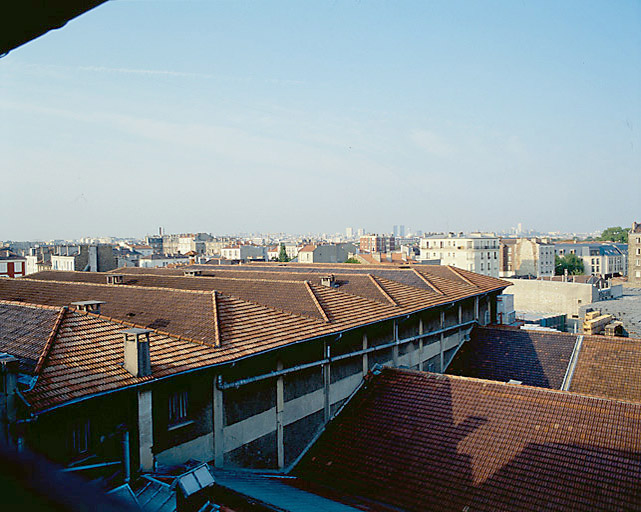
[2,1,640,240]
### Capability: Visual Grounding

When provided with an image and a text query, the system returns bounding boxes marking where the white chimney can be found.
[71,300,105,314]
[106,274,125,285]
[122,328,152,378]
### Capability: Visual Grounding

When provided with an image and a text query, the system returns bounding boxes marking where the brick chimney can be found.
[122,328,152,377]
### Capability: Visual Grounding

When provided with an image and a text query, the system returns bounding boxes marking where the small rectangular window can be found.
[70,419,90,457]
[169,390,189,426]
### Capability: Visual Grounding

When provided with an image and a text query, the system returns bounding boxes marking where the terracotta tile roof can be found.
[23,310,220,412]
[570,335,641,402]
[0,278,218,344]
[0,302,63,374]
[446,326,578,389]
[296,368,641,511]
[27,268,509,321]
[3,267,510,412]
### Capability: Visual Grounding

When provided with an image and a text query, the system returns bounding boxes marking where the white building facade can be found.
[419,234,500,277]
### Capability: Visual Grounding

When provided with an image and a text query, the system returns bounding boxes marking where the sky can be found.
[1,0,640,240]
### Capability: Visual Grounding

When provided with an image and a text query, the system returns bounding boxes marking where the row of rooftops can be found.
[0,264,508,412]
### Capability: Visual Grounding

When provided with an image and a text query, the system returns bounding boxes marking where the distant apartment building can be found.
[499,238,555,278]
[629,222,641,286]
[285,244,302,260]
[139,254,190,268]
[0,249,26,278]
[145,235,163,253]
[160,233,211,255]
[298,243,356,263]
[220,244,267,261]
[25,246,55,275]
[267,246,280,260]
[113,247,142,268]
[51,245,117,272]
[554,242,627,279]
[419,233,500,277]
[360,235,396,254]
[131,244,154,257]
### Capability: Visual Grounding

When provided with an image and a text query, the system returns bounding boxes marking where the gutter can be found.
[561,335,584,391]
[217,320,477,390]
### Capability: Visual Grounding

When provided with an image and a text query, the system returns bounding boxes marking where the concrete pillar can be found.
[475,296,480,322]
[362,333,368,376]
[440,310,445,372]
[137,389,154,472]
[323,342,331,423]
[458,304,463,345]
[276,361,284,469]
[392,320,399,367]
[418,319,424,371]
[213,378,224,467]
[487,296,492,325]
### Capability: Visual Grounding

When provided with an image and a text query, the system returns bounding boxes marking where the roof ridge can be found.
[445,266,480,288]
[114,271,311,285]
[411,268,445,295]
[21,278,212,295]
[303,281,331,323]
[212,291,221,347]
[0,299,68,311]
[33,306,67,376]
[367,274,398,306]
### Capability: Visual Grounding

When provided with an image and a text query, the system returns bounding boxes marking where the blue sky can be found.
[1,0,640,239]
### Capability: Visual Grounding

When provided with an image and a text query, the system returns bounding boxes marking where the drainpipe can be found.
[122,430,131,483]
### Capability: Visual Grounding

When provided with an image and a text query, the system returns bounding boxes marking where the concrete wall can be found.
[506,278,598,316]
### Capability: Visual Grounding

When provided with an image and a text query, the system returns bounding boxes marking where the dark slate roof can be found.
[295,368,641,512]
[446,326,577,389]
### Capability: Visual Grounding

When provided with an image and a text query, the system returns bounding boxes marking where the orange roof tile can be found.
[296,368,641,511]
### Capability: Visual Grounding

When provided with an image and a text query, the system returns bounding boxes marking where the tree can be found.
[598,226,628,243]
[344,257,361,264]
[555,254,584,276]
[278,244,290,262]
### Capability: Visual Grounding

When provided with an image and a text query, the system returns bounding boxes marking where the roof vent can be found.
[321,274,337,287]
[184,269,202,277]
[106,274,125,285]
[71,300,105,314]
[122,328,152,378]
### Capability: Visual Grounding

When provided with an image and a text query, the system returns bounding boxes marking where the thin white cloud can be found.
[75,65,212,79]
[410,129,454,157]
